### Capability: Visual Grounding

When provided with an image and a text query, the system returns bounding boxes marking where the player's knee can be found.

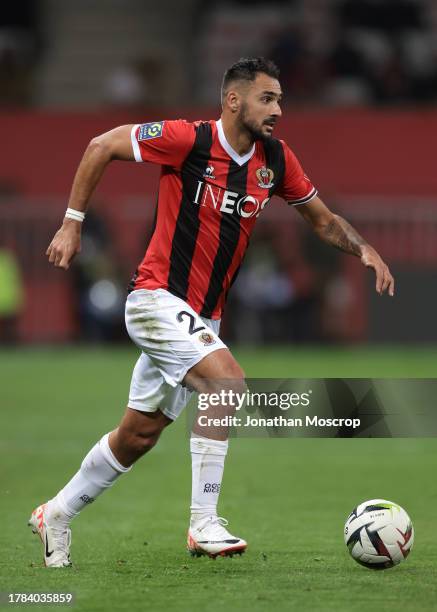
[226,362,246,381]
[197,368,246,397]
[209,361,245,388]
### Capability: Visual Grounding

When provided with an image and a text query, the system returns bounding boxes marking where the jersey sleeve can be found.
[275,141,318,205]
[130,119,196,169]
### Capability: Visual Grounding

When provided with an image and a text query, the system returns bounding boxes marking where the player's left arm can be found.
[295,195,395,296]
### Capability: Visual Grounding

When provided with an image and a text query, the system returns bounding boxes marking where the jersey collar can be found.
[216,119,255,167]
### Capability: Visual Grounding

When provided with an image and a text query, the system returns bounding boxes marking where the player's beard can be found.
[237,102,272,141]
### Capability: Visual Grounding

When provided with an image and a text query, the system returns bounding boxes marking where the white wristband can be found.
[65,208,86,222]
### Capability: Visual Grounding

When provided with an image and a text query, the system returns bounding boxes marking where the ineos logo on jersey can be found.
[193,180,270,218]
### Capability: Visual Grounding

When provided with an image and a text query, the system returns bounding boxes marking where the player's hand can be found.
[46,219,82,270]
[360,245,394,296]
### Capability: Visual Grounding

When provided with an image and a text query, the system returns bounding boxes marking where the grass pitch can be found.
[0,346,436,612]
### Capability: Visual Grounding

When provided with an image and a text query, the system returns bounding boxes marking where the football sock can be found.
[47,433,131,523]
[190,435,228,524]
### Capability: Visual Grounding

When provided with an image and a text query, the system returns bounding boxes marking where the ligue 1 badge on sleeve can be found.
[138,121,164,141]
[256,166,274,189]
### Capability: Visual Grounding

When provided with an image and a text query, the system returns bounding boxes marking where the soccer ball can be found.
[344,499,414,569]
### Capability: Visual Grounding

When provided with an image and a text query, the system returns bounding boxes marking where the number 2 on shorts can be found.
[176,311,206,335]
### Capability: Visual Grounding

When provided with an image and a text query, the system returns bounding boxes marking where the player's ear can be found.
[226,90,240,113]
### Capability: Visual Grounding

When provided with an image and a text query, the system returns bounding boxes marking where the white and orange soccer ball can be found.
[344,499,414,569]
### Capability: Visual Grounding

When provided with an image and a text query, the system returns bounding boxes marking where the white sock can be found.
[190,435,228,525]
[47,433,131,524]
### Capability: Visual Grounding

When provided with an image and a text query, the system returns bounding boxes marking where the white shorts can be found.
[125,288,226,420]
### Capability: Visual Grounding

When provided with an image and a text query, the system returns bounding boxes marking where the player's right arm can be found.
[47,120,195,269]
[46,125,135,269]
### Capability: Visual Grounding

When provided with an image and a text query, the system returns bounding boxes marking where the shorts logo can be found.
[199,332,216,346]
[256,166,274,189]
[138,122,164,141]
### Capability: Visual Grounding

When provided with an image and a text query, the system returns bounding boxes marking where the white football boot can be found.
[187,515,247,558]
[28,504,72,568]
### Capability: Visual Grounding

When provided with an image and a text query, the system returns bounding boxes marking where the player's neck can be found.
[220,115,255,157]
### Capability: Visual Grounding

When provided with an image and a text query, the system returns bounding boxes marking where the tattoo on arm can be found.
[321,215,368,256]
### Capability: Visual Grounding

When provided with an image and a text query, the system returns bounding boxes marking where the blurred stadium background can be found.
[1,0,436,346]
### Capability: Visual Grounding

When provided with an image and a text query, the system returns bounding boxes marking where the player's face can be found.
[238,73,282,140]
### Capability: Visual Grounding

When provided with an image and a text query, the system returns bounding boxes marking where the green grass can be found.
[0,346,436,612]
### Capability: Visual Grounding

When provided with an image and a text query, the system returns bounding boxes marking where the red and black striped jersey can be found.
[129,119,317,319]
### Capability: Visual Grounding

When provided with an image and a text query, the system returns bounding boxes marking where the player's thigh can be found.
[183,348,245,393]
[186,349,246,440]
[181,311,245,393]
[126,288,227,387]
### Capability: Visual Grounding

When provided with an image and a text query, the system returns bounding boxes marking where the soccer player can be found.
[29,58,394,567]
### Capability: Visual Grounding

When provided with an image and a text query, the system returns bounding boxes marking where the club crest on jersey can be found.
[256,166,274,189]
[138,121,164,141]
[203,165,216,180]
[199,332,216,346]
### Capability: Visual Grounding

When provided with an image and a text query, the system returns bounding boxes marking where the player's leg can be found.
[28,352,173,568]
[52,406,171,514]
[123,288,247,557]
[183,348,248,558]
[109,406,172,467]
[50,406,171,517]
